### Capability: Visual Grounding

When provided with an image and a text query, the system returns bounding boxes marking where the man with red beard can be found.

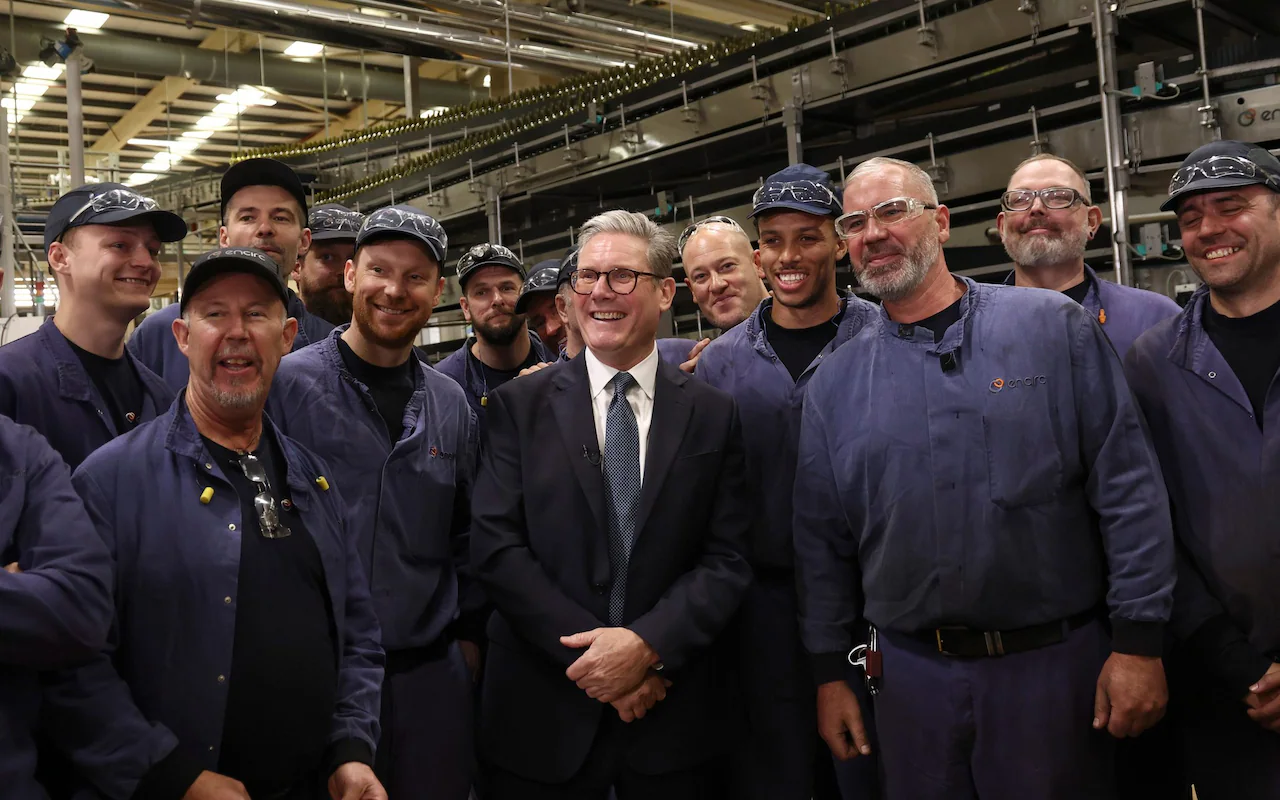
[292,203,363,326]
[436,243,554,439]
[268,206,481,800]
[998,155,1179,358]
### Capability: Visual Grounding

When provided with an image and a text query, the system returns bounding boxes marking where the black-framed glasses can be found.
[362,208,448,251]
[311,207,365,232]
[678,215,745,252]
[1169,154,1280,194]
[70,188,159,224]
[752,180,841,213]
[1001,187,1088,212]
[835,196,937,239]
[237,453,291,539]
[570,267,662,295]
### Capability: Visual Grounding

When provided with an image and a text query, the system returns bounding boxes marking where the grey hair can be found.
[1009,154,1093,204]
[846,157,940,206]
[576,209,677,278]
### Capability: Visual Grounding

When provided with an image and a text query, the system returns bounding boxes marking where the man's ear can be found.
[47,242,73,282]
[459,295,473,323]
[172,314,190,356]
[1086,205,1104,239]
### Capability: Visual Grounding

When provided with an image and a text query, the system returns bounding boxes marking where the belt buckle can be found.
[984,631,1006,656]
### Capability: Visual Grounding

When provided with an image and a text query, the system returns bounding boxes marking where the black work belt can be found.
[386,636,453,675]
[915,609,1098,658]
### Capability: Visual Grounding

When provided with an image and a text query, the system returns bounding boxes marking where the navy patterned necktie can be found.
[604,371,641,626]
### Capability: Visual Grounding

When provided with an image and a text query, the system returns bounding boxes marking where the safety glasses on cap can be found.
[458,242,520,271]
[363,207,448,250]
[311,207,364,233]
[237,453,291,539]
[835,196,937,239]
[1001,187,1088,212]
[752,180,840,212]
[678,215,745,252]
[1168,154,1280,194]
[69,188,160,225]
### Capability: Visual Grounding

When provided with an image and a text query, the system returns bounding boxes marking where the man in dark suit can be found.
[472,209,753,799]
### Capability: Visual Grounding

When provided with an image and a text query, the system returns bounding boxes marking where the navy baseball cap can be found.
[456,242,525,289]
[309,204,364,242]
[180,247,288,312]
[1162,140,1280,211]
[515,260,562,313]
[557,249,578,288]
[221,158,308,222]
[44,183,187,254]
[749,163,842,219]
[355,205,448,263]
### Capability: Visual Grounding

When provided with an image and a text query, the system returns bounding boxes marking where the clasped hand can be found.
[561,627,667,721]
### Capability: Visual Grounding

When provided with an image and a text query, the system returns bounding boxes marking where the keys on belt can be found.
[847,625,881,696]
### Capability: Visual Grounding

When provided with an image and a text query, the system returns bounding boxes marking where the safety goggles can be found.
[1169,154,1280,194]
[310,207,365,233]
[69,188,160,225]
[752,180,841,215]
[678,215,745,252]
[835,196,937,239]
[237,453,291,539]
[1000,187,1088,212]
[457,242,520,273]
[569,267,662,295]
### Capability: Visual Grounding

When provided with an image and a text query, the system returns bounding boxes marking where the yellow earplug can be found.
[481,396,488,407]
[316,476,330,491]
[200,487,214,504]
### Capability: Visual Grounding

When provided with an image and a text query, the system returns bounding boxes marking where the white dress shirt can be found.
[585,344,659,483]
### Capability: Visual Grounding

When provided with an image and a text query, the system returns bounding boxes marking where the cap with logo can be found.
[220,158,309,223]
[455,242,525,290]
[180,247,289,312]
[749,163,843,219]
[1162,140,1280,211]
[309,203,365,242]
[44,183,187,254]
[355,205,448,264]
[515,259,563,313]
[557,249,578,288]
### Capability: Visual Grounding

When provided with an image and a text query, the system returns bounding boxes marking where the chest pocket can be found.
[982,381,1065,508]
[388,435,461,562]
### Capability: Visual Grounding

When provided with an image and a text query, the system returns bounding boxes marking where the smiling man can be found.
[794,156,1175,799]
[998,154,1179,357]
[129,158,334,393]
[1124,141,1280,797]
[269,206,481,800]
[45,247,386,800]
[679,216,768,331]
[472,209,752,798]
[293,203,364,326]
[696,164,879,800]
[0,183,186,469]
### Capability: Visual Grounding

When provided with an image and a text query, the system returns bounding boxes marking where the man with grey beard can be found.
[998,154,1179,357]
[793,156,1176,799]
[44,247,386,800]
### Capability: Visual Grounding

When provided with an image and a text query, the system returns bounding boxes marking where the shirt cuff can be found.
[1185,614,1276,696]
[325,737,374,779]
[130,746,204,800]
[811,651,849,686]
[1109,619,1165,657]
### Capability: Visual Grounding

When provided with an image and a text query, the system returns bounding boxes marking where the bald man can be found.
[680,218,768,331]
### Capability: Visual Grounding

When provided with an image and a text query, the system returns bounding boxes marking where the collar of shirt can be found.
[585,344,659,403]
[584,343,659,482]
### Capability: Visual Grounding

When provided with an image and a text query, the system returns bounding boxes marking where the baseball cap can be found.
[515,260,562,313]
[557,249,578,288]
[749,163,842,219]
[221,158,309,223]
[355,205,448,264]
[456,242,525,289]
[180,247,289,312]
[44,183,187,254]
[1162,140,1280,211]
[309,203,364,242]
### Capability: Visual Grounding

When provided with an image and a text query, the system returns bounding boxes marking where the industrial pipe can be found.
[0,102,14,319]
[1093,0,1132,287]
[66,47,84,187]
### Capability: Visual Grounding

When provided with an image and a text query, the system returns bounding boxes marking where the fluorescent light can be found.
[64,10,109,29]
[482,74,491,88]
[210,102,239,117]
[195,114,231,129]
[284,41,324,57]
[183,129,214,139]
[126,172,159,186]
[22,64,63,82]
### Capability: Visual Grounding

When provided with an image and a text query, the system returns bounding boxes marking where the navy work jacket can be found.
[435,329,554,440]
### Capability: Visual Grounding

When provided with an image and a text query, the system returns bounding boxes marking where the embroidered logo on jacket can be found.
[989,375,1048,393]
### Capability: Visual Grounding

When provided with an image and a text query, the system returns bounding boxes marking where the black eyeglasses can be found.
[237,453,291,539]
[1001,187,1088,212]
[570,267,662,295]
[311,207,365,232]
[70,188,160,224]
[678,215,745,252]
[752,180,841,214]
[362,208,448,251]
[1169,154,1280,194]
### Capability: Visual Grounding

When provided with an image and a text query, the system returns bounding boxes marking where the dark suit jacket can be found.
[471,352,753,783]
